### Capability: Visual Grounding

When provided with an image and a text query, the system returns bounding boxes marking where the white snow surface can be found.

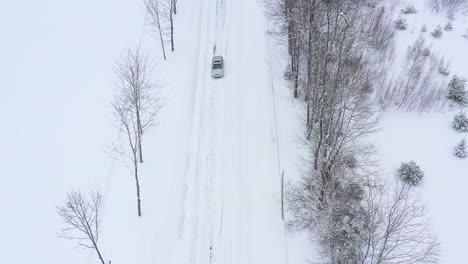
[0,0,314,263]
[6,0,467,263]
[373,1,468,263]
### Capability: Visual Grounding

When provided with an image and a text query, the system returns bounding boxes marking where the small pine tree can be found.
[401,4,417,14]
[444,22,453,31]
[452,111,468,132]
[397,161,424,186]
[422,48,431,57]
[454,139,466,158]
[395,18,408,30]
[447,75,467,105]
[463,29,468,39]
[283,64,292,81]
[421,25,427,32]
[431,26,443,38]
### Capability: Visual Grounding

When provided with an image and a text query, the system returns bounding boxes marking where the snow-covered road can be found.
[175,0,289,263]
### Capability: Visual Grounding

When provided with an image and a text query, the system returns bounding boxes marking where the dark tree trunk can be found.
[136,110,143,163]
[134,159,142,217]
[170,3,175,52]
[158,17,167,60]
[93,241,106,264]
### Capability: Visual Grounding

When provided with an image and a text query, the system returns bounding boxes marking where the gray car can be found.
[211,56,224,78]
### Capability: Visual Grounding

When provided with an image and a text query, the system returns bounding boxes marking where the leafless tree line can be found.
[376,37,449,112]
[428,0,467,18]
[288,170,439,264]
[268,0,383,199]
[266,0,439,262]
[111,47,161,217]
[57,3,170,261]
[144,0,178,60]
[57,48,161,264]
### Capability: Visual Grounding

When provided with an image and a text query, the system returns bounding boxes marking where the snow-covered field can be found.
[0,0,304,263]
[0,0,145,263]
[373,1,468,263]
[374,111,468,263]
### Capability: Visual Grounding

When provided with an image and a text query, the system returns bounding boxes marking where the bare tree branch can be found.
[112,47,162,217]
[144,0,176,57]
[57,188,108,264]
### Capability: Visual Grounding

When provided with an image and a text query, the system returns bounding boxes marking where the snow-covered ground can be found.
[3,0,466,263]
[0,0,145,263]
[373,1,468,263]
[0,0,307,263]
[374,111,468,263]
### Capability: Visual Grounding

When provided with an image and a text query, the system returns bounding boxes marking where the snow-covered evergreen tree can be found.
[454,139,466,158]
[394,18,407,30]
[397,161,424,186]
[452,111,468,132]
[401,5,417,14]
[431,26,443,38]
[463,29,468,39]
[444,22,453,31]
[447,75,467,105]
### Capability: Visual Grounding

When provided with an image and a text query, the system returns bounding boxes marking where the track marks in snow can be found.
[176,0,207,241]
[176,0,290,263]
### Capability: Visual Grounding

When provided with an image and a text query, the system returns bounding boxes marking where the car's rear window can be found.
[213,63,223,69]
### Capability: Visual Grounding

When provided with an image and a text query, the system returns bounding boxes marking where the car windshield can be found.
[212,63,223,70]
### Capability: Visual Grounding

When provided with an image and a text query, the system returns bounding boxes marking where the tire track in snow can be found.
[175,0,213,262]
[187,0,218,263]
[180,0,290,263]
[177,0,207,242]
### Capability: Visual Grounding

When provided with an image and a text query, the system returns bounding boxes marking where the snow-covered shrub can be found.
[401,4,418,14]
[438,59,450,76]
[438,65,450,76]
[463,29,468,39]
[346,182,364,201]
[397,161,424,186]
[447,75,467,105]
[283,64,293,81]
[452,111,468,132]
[422,48,431,57]
[454,139,466,158]
[444,22,453,31]
[431,26,443,38]
[421,25,427,32]
[394,18,407,30]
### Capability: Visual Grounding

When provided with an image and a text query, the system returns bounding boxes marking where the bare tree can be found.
[145,0,167,60]
[272,1,440,263]
[145,0,176,57]
[359,179,440,264]
[428,0,467,18]
[265,0,303,97]
[57,188,108,264]
[112,47,161,217]
[288,172,440,264]
[168,0,175,52]
[377,37,449,111]
[172,0,178,15]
